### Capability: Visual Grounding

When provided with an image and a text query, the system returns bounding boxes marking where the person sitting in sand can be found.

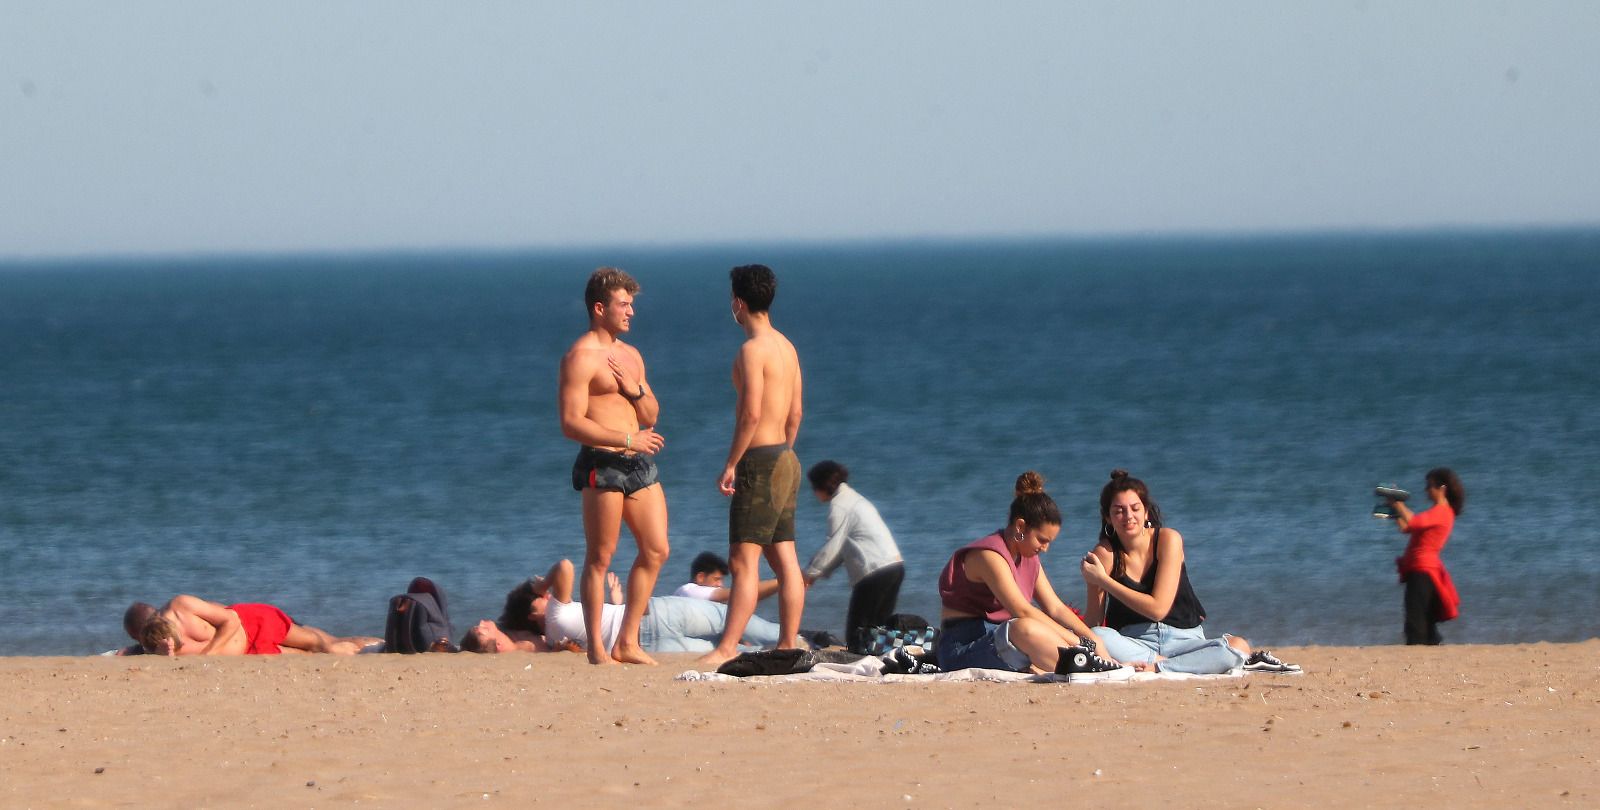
[936,471,1130,679]
[1080,469,1297,674]
[460,559,783,655]
[672,551,780,603]
[128,596,377,656]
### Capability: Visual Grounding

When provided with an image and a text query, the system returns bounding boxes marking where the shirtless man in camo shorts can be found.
[696,264,805,669]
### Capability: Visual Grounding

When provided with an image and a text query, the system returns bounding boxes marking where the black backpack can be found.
[384,577,457,653]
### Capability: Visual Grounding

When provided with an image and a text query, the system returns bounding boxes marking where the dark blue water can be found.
[3,232,1598,655]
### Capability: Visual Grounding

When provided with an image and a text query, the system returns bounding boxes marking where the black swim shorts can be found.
[572,446,660,496]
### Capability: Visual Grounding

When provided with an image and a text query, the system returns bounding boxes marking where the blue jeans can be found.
[1092,622,1244,675]
[936,617,1032,672]
[639,597,781,653]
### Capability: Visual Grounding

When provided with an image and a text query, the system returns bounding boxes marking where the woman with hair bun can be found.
[1082,470,1296,674]
[802,460,905,654]
[936,471,1129,679]
[1386,467,1465,645]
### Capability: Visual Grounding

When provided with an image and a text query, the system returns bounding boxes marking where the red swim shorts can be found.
[227,603,294,654]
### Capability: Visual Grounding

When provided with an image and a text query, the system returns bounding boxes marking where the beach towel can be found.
[678,656,1247,684]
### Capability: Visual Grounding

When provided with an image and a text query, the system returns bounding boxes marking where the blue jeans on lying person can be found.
[936,617,1032,672]
[638,596,781,653]
[1091,622,1244,675]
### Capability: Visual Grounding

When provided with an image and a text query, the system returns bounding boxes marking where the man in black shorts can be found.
[557,267,669,665]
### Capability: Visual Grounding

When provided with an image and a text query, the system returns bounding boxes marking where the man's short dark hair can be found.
[730,264,777,313]
[123,602,157,639]
[690,551,730,579]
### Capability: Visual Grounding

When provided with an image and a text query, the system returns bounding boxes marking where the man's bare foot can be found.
[693,648,738,670]
[610,643,657,665]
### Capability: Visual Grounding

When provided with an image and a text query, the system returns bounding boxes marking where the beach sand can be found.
[2,642,1595,808]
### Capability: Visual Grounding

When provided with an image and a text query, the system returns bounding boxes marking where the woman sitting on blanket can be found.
[461,559,782,655]
[935,471,1129,677]
[1080,469,1296,674]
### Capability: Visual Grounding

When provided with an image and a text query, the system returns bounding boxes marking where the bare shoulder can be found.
[168,594,211,611]
[1090,542,1115,562]
[747,330,798,364]
[560,335,604,372]
[1156,527,1186,553]
[773,328,799,357]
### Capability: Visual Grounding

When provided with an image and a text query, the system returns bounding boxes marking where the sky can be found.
[3,2,1598,258]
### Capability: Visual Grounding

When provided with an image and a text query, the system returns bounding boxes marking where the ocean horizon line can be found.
[4,222,1599,269]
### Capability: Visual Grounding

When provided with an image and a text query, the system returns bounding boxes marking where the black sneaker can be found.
[880,647,942,675]
[1054,644,1134,683]
[1243,650,1302,673]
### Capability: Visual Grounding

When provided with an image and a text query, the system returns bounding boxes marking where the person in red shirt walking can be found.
[1387,467,1466,645]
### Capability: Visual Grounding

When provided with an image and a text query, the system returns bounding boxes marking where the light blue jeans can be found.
[1092,622,1245,675]
[639,596,781,653]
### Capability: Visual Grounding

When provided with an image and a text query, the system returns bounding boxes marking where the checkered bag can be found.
[860,615,938,656]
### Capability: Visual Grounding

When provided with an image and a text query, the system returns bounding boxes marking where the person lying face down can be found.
[126,595,378,656]
[458,559,783,655]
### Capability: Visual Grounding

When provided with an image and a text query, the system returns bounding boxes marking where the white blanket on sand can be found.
[675,656,1246,683]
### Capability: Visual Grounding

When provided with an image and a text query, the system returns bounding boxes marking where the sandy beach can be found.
[2,641,1595,809]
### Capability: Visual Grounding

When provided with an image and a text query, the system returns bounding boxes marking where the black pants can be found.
[846,562,905,653]
[1403,572,1443,645]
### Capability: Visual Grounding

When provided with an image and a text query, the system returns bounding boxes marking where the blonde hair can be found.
[139,617,180,655]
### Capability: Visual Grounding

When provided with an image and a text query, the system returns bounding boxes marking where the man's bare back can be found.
[700,263,806,668]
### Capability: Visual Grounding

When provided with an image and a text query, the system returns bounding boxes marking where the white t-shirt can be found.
[543,599,624,653]
[672,582,718,600]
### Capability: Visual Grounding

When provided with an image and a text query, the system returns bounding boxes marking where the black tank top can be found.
[1104,556,1207,630]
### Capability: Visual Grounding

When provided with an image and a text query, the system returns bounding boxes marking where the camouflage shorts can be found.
[729,445,800,546]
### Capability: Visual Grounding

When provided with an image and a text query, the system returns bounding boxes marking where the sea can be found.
[3,231,1598,655]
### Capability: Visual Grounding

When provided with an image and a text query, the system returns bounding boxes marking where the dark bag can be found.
[384,577,457,653]
[715,648,816,677]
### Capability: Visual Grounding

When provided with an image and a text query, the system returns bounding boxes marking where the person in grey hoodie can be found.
[802,460,904,653]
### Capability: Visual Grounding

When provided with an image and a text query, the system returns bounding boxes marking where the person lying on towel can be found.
[459,559,783,656]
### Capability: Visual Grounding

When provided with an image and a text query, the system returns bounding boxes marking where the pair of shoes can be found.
[1243,650,1302,673]
[1054,644,1134,682]
[880,647,941,675]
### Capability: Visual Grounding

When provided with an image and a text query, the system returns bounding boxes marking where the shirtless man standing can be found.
[696,264,805,669]
[127,596,374,655]
[558,267,669,665]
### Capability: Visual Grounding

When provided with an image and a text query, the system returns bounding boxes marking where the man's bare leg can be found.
[694,541,763,669]
[581,488,625,664]
[762,540,805,649]
[611,483,668,665]
[282,624,376,655]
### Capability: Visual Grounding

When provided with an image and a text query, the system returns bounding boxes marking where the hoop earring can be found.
[1144,519,1153,529]
[1102,524,1113,538]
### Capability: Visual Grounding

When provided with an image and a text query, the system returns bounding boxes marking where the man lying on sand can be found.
[125,597,378,656]
[460,559,782,656]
